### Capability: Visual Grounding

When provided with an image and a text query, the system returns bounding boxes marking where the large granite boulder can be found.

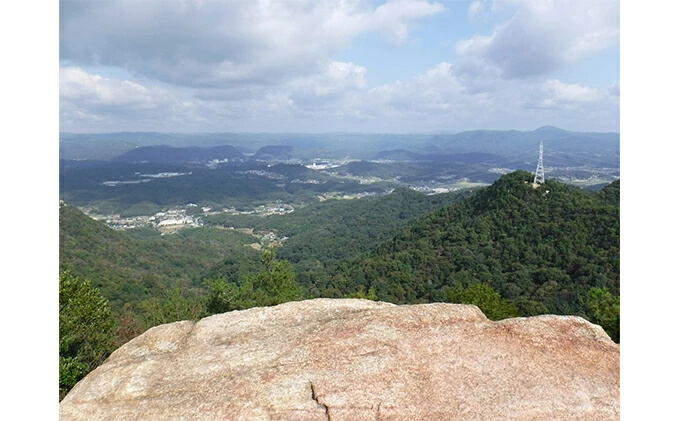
[60,299,619,420]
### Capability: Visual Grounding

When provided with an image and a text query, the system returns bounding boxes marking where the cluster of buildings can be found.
[94,200,300,231]
[222,201,295,216]
[97,207,203,230]
[151,208,200,228]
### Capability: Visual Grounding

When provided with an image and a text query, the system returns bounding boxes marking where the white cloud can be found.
[333,63,617,132]
[58,1,618,133]
[541,79,601,106]
[372,0,445,45]
[342,62,463,119]
[456,0,619,78]
[468,0,490,20]
[288,61,368,98]
[60,67,167,107]
[60,0,444,88]
[59,61,619,133]
[60,67,205,131]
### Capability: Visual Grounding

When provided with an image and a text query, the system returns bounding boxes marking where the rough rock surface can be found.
[60,299,619,421]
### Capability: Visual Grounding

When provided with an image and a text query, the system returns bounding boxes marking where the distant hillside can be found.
[59,132,277,160]
[373,149,427,161]
[332,171,619,336]
[331,160,502,183]
[111,144,245,164]
[424,126,619,168]
[366,127,619,173]
[428,126,619,152]
[374,150,501,164]
[59,138,138,161]
[60,127,619,166]
[253,145,293,160]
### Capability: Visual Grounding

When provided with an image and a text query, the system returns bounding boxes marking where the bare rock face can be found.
[60,299,619,421]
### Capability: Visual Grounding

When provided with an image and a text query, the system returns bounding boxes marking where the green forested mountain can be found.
[59,202,261,311]
[60,172,619,352]
[331,171,619,337]
[60,171,620,398]
[60,187,468,313]
[205,188,470,292]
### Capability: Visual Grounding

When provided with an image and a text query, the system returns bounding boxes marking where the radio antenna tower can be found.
[533,141,545,185]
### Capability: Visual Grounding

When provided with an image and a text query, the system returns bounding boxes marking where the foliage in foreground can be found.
[445,283,519,321]
[59,272,116,400]
[59,249,305,400]
[204,249,303,314]
[584,287,620,342]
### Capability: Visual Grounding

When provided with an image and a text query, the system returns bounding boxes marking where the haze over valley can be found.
[60,126,619,229]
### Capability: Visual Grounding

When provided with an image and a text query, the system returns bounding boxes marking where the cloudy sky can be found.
[59,0,620,133]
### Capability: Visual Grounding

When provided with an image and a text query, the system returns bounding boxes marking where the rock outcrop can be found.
[60,299,619,420]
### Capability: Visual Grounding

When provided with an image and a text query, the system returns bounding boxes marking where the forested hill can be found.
[204,188,470,289]
[59,202,261,311]
[335,171,619,334]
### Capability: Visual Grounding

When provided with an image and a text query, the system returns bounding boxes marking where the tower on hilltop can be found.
[533,141,545,186]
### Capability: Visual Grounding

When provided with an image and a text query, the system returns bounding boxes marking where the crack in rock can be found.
[310,381,331,421]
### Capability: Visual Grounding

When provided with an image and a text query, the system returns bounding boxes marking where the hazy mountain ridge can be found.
[111,144,246,164]
[60,127,619,163]
[252,145,294,160]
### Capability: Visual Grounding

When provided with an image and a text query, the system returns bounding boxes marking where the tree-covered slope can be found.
[277,188,468,279]
[59,202,261,310]
[204,188,470,293]
[335,171,619,328]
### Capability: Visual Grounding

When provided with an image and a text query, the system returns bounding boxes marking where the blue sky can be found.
[59,0,620,133]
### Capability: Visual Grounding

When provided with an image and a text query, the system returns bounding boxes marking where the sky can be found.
[59,0,620,134]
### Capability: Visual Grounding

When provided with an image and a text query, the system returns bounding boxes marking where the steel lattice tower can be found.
[533,141,545,184]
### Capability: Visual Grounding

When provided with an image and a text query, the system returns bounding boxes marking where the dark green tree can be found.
[136,286,205,328]
[204,250,304,315]
[204,278,241,314]
[59,272,116,400]
[345,285,378,300]
[445,283,519,320]
[584,287,620,342]
[242,249,303,307]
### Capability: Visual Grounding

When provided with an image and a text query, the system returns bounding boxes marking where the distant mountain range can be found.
[374,150,501,164]
[375,126,620,168]
[110,144,295,164]
[421,126,619,161]
[111,145,245,164]
[60,127,619,166]
[252,145,293,160]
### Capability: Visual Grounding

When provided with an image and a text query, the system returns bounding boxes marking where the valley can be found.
[59,128,620,399]
[61,129,618,232]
